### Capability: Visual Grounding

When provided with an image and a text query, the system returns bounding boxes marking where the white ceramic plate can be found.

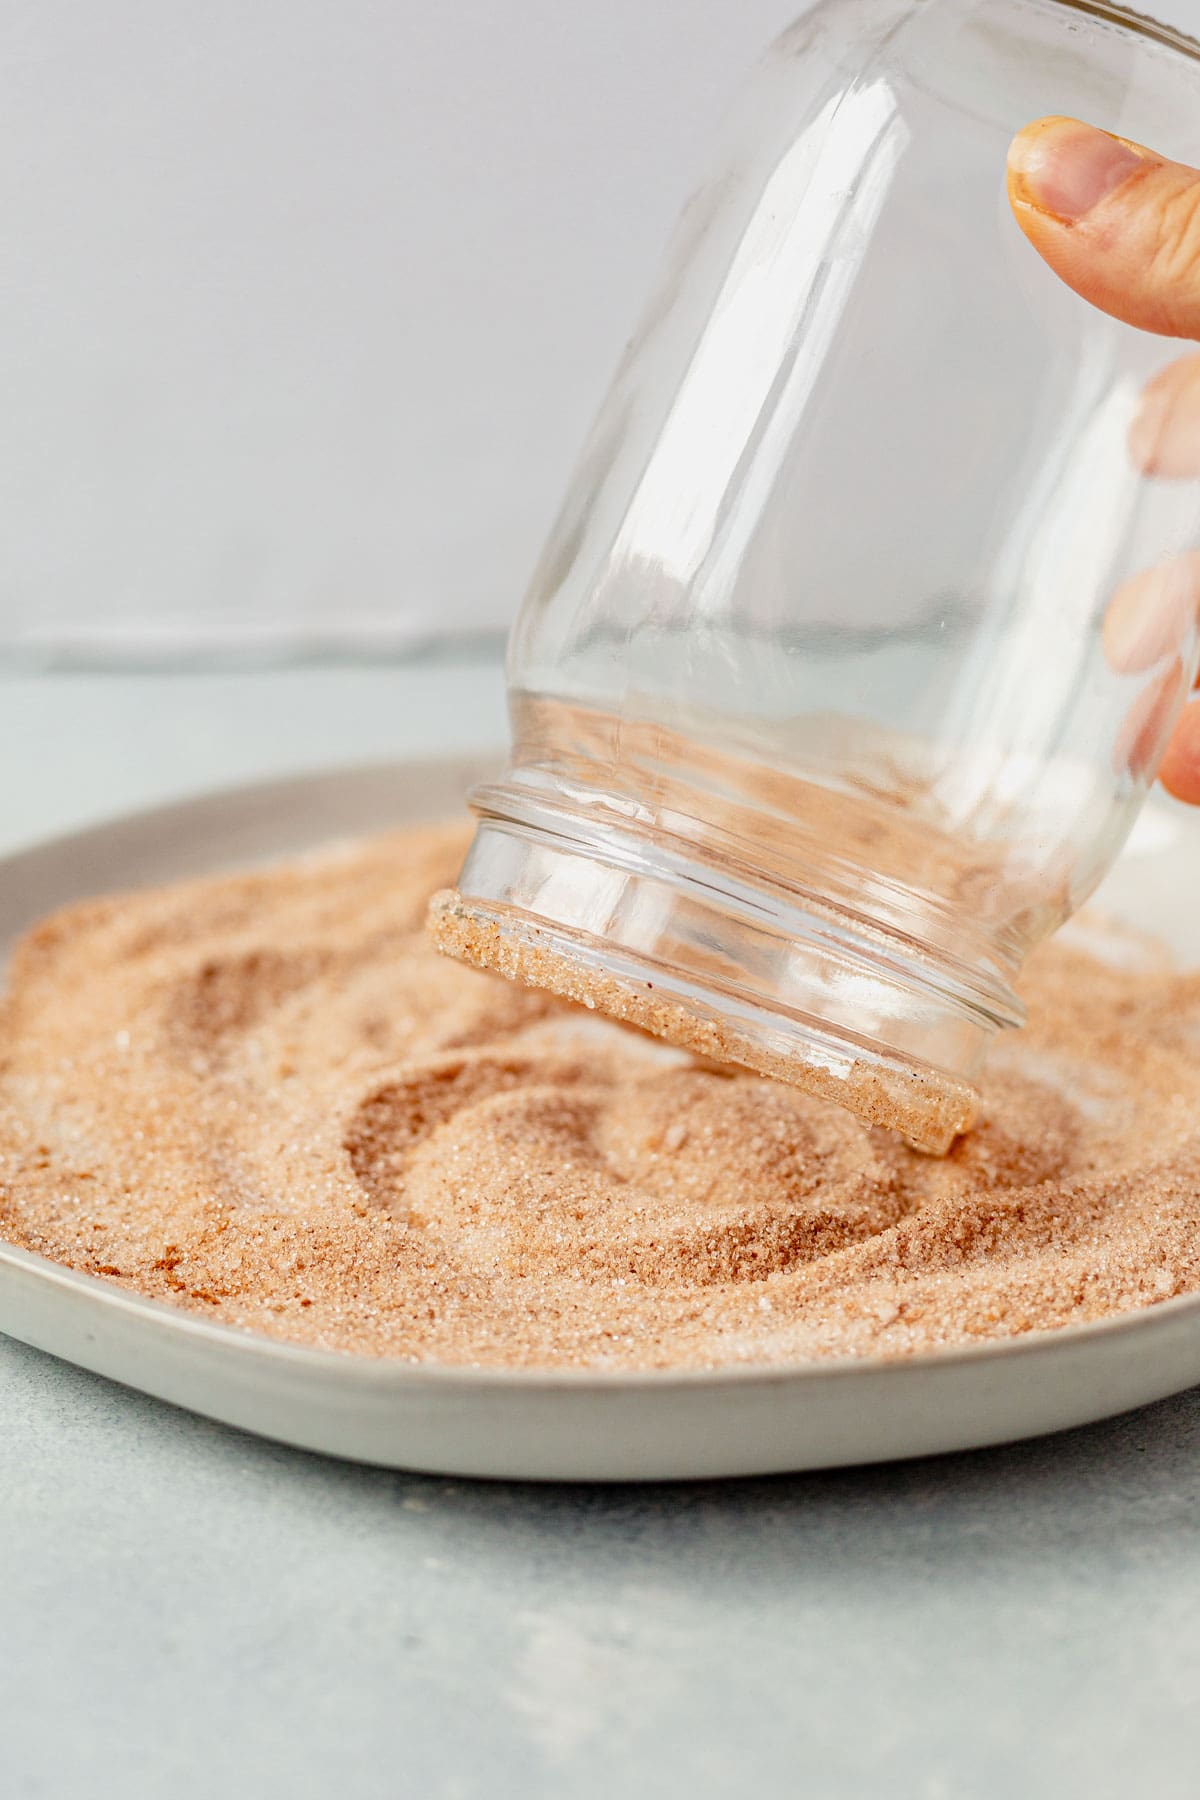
[1,757,1198,1482]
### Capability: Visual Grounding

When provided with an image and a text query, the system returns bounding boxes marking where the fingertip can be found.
[1128,355,1200,477]
[1001,117,1200,336]
[1006,118,1072,235]
[1103,555,1200,673]
[1006,116,1087,169]
[1159,704,1200,802]
[1128,389,1169,474]
[1006,115,1147,225]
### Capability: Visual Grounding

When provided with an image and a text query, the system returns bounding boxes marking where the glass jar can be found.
[430,0,1200,1151]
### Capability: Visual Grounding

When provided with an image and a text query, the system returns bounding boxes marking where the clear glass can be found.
[434,0,1200,1150]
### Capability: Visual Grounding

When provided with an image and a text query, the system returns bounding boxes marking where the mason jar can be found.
[431,0,1200,1150]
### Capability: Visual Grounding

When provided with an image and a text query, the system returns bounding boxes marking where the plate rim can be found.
[6,1222,1200,1394]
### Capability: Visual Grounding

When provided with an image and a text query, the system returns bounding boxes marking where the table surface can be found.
[2,652,1198,1800]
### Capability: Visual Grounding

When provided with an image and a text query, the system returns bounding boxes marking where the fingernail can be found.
[1008,117,1148,222]
[1115,663,1184,782]
[1104,557,1199,674]
[1128,384,1171,468]
[1104,588,1151,671]
[1158,701,1200,802]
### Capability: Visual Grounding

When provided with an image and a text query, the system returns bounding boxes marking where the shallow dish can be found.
[0,757,1197,1481]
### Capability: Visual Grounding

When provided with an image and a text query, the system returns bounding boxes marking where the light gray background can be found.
[2,0,1199,656]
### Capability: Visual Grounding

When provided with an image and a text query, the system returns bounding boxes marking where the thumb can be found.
[1007,116,1200,339]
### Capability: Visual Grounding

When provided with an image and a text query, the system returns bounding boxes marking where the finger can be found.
[1103,552,1200,674]
[1160,700,1200,802]
[1007,117,1200,338]
[1129,353,1200,475]
[1115,661,1186,784]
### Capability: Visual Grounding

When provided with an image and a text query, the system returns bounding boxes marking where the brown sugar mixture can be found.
[1,820,1199,1368]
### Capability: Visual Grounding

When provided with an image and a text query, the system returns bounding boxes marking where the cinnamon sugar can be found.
[427,889,979,1151]
[1,820,1199,1369]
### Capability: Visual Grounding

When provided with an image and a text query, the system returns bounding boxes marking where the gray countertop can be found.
[2,654,1198,1800]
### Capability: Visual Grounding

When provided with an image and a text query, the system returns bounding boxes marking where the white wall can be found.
[2,0,1199,659]
[0,0,800,657]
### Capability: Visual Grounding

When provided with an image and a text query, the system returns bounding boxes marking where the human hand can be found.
[1008,116,1200,802]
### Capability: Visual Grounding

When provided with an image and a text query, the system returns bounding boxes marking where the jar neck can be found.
[429,707,1039,1150]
